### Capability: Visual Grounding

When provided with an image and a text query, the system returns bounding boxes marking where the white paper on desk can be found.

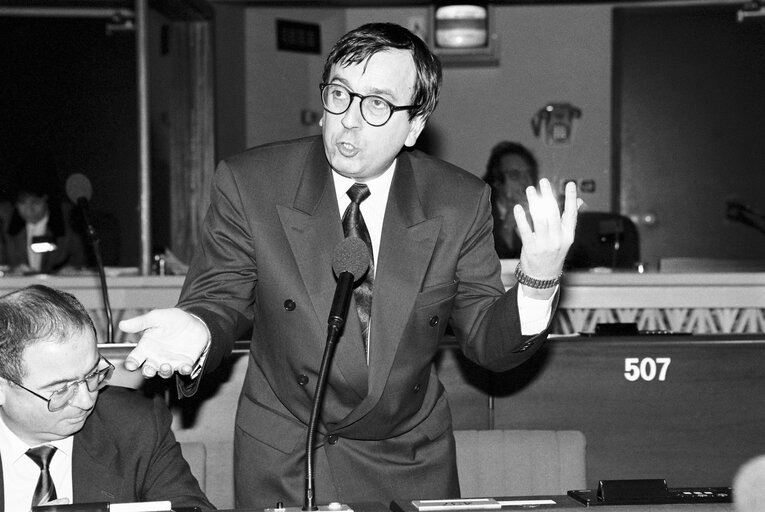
[497,499,557,506]
[412,498,501,510]
[109,501,172,512]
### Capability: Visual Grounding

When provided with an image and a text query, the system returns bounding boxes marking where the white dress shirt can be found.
[0,413,74,510]
[25,214,49,272]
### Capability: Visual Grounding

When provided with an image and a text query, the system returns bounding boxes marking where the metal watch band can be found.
[514,263,562,289]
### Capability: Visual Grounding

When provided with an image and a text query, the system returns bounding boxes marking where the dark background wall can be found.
[0,16,140,266]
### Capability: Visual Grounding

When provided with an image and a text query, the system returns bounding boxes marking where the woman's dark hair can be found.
[484,141,539,188]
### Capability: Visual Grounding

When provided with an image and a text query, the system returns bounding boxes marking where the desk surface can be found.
[223,496,735,511]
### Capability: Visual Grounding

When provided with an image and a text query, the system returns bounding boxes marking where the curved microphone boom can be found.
[66,173,114,343]
[304,237,370,511]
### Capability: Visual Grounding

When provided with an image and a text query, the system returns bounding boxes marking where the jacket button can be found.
[284,299,296,311]
[297,375,309,386]
[327,434,339,445]
[429,316,439,327]
[413,384,421,393]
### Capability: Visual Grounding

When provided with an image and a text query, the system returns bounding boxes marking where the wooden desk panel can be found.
[438,335,765,490]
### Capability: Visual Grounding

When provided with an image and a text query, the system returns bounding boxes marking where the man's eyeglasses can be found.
[319,83,420,127]
[11,356,115,412]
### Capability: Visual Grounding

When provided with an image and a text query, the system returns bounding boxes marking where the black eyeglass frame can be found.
[10,355,115,412]
[319,82,421,127]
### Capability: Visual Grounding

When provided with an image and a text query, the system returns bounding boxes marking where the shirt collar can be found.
[332,159,397,205]
[0,410,74,464]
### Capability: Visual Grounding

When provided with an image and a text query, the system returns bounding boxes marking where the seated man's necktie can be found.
[342,183,375,360]
[27,444,58,507]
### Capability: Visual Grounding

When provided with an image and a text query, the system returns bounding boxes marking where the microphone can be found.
[65,173,114,343]
[726,199,765,236]
[66,172,93,206]
[733,454,765,512]
[303,237,369,512]
[327,237,370,336]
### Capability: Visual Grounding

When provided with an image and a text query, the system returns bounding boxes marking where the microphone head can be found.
[332,237,370,280]
[65,173,93,203]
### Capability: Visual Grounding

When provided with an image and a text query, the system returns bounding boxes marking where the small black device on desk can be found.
[567,479,732,506]
[581,322,689,337]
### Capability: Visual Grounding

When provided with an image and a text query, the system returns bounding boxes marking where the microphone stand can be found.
[79,200,114,343]
[304,271,354,511]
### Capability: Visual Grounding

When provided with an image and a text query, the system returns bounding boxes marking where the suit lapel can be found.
[369,153,442,395]
[278,144,369,399]
[337,153,443,426]
[72,419,127,503]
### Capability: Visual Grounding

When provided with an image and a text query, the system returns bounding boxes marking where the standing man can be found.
[120,22,579,508]
[0,285,214,510]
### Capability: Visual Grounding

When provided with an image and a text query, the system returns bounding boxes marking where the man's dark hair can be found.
[322,22,442,122]
[0,285,96,383]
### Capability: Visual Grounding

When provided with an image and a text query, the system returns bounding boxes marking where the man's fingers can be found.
[118,313,151,334]
[158,363,174,378]
[561,181,582,235]
[514,203,532,239]
[124,344,148,371]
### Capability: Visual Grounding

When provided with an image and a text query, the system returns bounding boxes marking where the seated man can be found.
[0,285,215,510]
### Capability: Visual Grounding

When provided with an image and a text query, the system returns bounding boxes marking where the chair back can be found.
[453,429,586,498]
[566,211,640,269]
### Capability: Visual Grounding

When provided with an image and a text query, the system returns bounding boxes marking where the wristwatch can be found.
[514,263,562,289]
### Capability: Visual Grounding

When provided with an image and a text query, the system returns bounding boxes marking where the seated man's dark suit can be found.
[0,386,214,510]
[177,135,555,507]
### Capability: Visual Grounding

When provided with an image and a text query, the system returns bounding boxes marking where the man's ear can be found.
[0,378,9,406]
[404,115,427,148]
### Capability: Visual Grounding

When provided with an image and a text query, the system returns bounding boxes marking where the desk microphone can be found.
[302,237,369,511]
[66,173,114,343]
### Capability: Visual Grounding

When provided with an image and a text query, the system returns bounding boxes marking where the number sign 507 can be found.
[624,357,671,382]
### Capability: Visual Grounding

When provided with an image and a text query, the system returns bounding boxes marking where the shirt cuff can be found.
[186,312,212,379]
[517,284,557,335]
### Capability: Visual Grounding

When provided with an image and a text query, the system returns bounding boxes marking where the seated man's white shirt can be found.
[0,413,73,509]
[25,214,49,271]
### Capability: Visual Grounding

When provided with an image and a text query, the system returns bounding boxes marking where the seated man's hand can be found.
[119,308,209,378]
[515,179,581,298]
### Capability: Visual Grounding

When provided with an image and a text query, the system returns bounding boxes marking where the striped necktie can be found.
[27,444,58,507]
[342,183,374,360]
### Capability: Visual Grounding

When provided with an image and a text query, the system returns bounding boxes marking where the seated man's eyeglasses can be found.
[11,355,115,412]
[320,83,421,127]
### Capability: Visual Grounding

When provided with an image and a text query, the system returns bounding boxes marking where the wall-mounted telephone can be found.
[531,102,582,145]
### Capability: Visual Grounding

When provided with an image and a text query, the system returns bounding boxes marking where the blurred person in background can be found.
[0,162,87,275]
[483,141,539,258]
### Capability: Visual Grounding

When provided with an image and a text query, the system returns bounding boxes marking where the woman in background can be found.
[483,141,539,258]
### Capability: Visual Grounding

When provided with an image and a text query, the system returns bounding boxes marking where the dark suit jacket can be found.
[177,136,554,507]
[0,386,214,510]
